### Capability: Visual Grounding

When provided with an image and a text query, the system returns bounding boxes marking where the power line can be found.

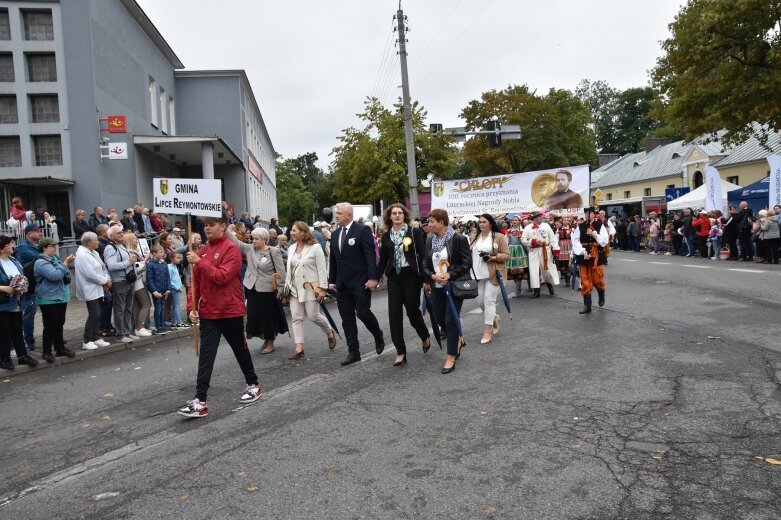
[409,0,464,72]
[369,21,396,99]
[378,53,401,107]
[414,0,491,91]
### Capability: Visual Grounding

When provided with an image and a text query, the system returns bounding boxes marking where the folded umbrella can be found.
[271,273,290,336]
[421,289,442,349]
[495,269,512,319]
[306,282,342,339]
[442,282,464,346]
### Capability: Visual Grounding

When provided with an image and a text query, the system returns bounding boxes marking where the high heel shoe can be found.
[327,331,337,350]
[421,338,431,354]
[480,325,492,344]
[288,349,305,360]
[492,315,501,335]
[441,360,456,374]
[393,355,407,367]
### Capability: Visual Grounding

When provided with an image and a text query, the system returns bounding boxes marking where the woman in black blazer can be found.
[377,204,430,367]
[422,209,472,374]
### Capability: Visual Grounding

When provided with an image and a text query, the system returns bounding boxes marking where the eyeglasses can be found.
[390,211,404,215]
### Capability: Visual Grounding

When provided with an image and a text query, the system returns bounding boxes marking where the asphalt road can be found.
[1,251,780,519]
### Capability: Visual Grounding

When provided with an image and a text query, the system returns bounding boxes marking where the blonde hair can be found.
[122,231,137,251]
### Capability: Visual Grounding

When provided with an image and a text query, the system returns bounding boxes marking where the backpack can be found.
[23,257,38,294]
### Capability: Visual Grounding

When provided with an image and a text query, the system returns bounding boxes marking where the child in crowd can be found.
[167,252,188,328]
[146,245,171,334]
[663,223,674,255]
[709,220,722,260]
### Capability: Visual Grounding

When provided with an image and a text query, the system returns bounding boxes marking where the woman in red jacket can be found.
[178,214,262,419]
[692,210,711,259]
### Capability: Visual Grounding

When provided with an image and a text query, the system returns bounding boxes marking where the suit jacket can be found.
[377,226,426,279]
[328,222,378,289]
[286,243,328,302]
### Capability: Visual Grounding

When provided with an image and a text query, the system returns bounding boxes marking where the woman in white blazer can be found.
[286,221,336,360]
[74,232,112,350]
[226,226,287,353]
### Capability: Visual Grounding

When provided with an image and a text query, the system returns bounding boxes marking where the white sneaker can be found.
[128,334,140,340]
[239,384,263,404]
[94,339,111,347]
[119,336,134,343]
[82,342,98,350]
[135,329,152,337]
[664,252,672,256]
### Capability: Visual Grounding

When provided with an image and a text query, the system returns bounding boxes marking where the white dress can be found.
[520,222,560,288]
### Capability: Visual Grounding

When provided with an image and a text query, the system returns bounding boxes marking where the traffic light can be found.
[487,120,502,148]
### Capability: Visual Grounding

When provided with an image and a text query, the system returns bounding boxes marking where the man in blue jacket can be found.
[14,223,42,351]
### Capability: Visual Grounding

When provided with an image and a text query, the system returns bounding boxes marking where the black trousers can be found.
[0,310,28,360]
[764,237,780,264]
[672,233,683,255]
[696,236,709,258]
[386,267,429,355]
[739,234,753,260]
[725,233,738,258]
[430,287,464,356]
[336,285,382,355]
[195,317,258,401]
[40,302,67,354]
[84,298,102,342]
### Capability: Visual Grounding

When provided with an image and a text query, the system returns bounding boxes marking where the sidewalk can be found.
[4,298,192,379]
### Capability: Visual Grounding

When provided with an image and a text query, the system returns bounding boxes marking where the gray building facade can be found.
[0,0,277,234]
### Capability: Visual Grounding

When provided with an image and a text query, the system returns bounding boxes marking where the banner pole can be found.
[187,212,199,357]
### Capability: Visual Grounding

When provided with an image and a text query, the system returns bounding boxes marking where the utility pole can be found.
[396,6,419,218]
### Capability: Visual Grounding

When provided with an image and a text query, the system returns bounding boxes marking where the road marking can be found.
[727,268,765,274]
[615,258,639,262]
[649,262,672,265]
[682,264,711,269]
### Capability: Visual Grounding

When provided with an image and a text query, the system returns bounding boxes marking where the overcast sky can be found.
[137,0,684,170]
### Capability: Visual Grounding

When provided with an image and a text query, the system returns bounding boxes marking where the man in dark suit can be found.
[328,203,385,365]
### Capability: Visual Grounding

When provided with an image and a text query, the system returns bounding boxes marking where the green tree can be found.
[290,152,336,214]
[460,85,596,175]
[652,0,781,146]
[330,97,462,204]
[576,79,619,153]
[275,156,316,226]
[614,87,657,153]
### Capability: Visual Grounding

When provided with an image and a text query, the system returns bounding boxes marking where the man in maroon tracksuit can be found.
[177,214,262,418]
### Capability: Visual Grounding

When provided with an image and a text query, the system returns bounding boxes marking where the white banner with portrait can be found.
[430,164,590,217]
[768,155,781,208]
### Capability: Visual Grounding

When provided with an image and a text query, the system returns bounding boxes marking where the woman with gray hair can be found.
[74,232,113,350]
[226,225,288,353]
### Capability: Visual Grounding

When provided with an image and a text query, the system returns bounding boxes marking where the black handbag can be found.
[450,267,479,299]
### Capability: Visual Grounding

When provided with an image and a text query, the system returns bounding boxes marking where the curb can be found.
[1,328,194,380]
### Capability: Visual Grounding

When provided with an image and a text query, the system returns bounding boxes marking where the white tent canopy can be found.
[667,179,742,211]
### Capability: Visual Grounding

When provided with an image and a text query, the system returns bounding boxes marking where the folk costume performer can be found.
[520,211,560,298]
[571,206,609,314]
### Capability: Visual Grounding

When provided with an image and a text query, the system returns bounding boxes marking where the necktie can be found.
[340,227,347,253]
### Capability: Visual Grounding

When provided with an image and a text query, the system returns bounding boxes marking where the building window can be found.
[0,10,10,40]
[22,10,54,41]
[168,96,175,135]
[26,53,57,82]
[666,184,675,189]
[0,136,21,166]
[29,95,59,123]
[148,77,157,127]
[607,193,612,201]
[0,95,18,123]
[624,190,631,199]
[644,188,651,196]
[33,135,62,165]
[0,53,13,82]
[727,175,739,185]
[159,87,168,133]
